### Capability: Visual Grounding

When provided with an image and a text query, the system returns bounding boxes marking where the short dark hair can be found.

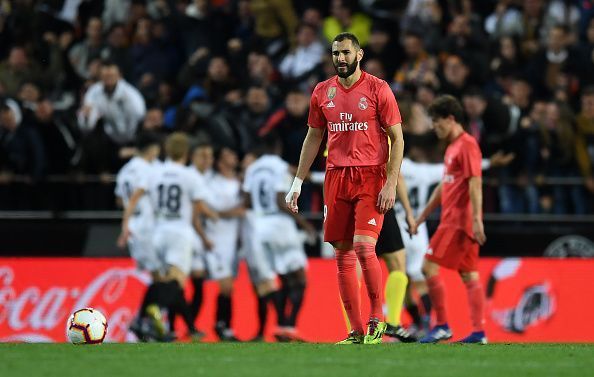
[427,95,465,124]
[135,131,161,151]
[332,32,360,50]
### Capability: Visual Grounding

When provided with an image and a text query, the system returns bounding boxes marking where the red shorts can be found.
[323,165,386,242]
[426,226,479,271]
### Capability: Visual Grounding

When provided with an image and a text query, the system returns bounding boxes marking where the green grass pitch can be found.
[1,343,593,377]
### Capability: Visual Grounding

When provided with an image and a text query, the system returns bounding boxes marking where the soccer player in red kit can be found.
[285,32,404,344]
[412,95,488,344]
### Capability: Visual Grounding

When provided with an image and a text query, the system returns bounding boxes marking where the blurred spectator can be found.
[490,36,524,80]
[33,98,78,174]
[575,87,594,199]
[529,25,580,96]
[439,54,471,98]
[0,46,44,97]
[17,81,42,111]
[129,17,180,90]
[364,25,401,79]
[279,23,324,88]
[538,101,584,214]
[393,31,437,91]
[201,56,238,105]
[247,52,282,104]
[235,85,272,155]
[444,13,488,81]
[323,0,372,47]
[545,0,581,38]
[68,17,104,80]
[102,0,132,31]
[259,89,308,165]
[484,0,523,39]
[250,0,298,59]
[78,61,146,172]
[100,23,133,81]
[520,0,550,58]
[362,58,387,80]
[401,0,443,51]
[0,99,45,181]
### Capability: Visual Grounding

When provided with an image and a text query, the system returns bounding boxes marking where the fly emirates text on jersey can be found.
[328,112,369,132]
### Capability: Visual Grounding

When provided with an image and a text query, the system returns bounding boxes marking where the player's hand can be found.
[473,219,486,246]
[405,214,417,237]
[117,228,131,249]
[377,182,396,214]
[203,238,214,251]
[286,177,303,213]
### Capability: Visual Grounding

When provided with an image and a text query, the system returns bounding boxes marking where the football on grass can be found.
[66,308,108,344]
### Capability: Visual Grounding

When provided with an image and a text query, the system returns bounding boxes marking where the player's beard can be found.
[334,59,358,78]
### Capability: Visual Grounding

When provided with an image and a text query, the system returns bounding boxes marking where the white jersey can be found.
[395,158,444,218]
[243,155,307,281]
[242,154,291,215]
[148,160,209,229]
[205,173,242,231]
[115,156,155,232]
[202,173,242,279]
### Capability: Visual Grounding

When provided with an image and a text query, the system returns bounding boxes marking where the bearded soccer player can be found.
[412,95,487,344]
[285,32,404,345]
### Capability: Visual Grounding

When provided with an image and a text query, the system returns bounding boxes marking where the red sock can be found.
[335,249,363,333]
[427,275,447,325]
[353,242,383,321]
[464,280,485,332]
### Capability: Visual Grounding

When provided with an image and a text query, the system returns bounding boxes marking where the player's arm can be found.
[218,204,246,219]
[377,123,404,213]
[286,126,325,212]
[242,191,252,209]
[415,182,442,230]
[469,176,486,245]
[277,193,316,241]
[117,188,145,248]
[396,174,417,236]
[195,200,219,221]
[192,200,214,251]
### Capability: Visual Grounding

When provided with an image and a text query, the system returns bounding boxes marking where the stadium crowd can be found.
[0,0,593,214]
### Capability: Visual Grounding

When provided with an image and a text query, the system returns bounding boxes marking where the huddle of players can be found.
[115,131,312,342]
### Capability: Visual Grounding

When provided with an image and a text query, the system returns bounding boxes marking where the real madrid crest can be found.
[327,86,336,100]
[358,97,368,110]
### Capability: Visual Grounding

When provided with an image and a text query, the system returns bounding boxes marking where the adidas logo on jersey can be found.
[326,101,335,108]
[367,218,377,226]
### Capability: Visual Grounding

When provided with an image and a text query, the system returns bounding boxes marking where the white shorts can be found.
[246,214,306,283]
[128,230,160,272]
[204,220,240,280]
[153,225,194,276]
[396,215,429,282]
[190,231,206,272]
[243,212,275,284]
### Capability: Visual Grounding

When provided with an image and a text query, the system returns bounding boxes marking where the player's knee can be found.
[191,269,205,279]
[459,270,479,282]
[422,260,438,278]
[332,240,353,251]
[382,250,405,272]
[219,277,234,295]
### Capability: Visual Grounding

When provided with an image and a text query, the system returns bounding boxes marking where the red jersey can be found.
[440,132,482,236]
[307,72,402,169]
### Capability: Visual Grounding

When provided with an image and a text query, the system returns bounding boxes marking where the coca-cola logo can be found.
[0,265,149,342]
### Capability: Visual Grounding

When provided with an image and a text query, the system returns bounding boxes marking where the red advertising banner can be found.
[0,258,593,343]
